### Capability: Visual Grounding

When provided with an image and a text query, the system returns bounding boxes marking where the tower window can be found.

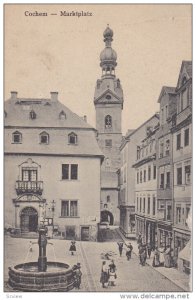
[68,132,77,145]
[105,139,112,147]
[105,115,112,129]
[29,110,36,119]
[12,131,22,143]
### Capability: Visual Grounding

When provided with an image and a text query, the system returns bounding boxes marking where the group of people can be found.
[117,241,133,260]
[100,260,117,288]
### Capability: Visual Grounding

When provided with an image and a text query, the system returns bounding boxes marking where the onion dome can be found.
[100,25,117,76]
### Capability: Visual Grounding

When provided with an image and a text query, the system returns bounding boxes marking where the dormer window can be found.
[12,131,22,143]
[29,110,36,119]
[68,132,77,145]
[59,110,66,120]
[40,131,49,144]
[105,115,112,128]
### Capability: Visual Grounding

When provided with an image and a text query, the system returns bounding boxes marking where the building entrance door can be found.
[81,226,90,241]
[20,207,38,233]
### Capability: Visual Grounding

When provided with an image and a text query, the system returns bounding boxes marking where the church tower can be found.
[94,26,123,225]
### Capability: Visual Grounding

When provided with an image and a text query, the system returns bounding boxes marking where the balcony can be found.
[16,181,43,195]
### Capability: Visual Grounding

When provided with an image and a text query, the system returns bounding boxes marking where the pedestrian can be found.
[152,247,160,267]
[126,242,133,261]
[100,261,109,288]
[108,260,117,287]
[172,247,178,268]
[140,244,147,266]
[137,233,142,245]
[74,263,82,289]
[69,240,76,256]
[147,243,152,259]
[164,245,172,268]
[117,242,124,257]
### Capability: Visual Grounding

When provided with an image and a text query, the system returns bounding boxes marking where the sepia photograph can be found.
[3,2,192,297]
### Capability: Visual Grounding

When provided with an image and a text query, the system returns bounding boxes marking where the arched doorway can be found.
[101,210,114,225]
[20,207,38,233]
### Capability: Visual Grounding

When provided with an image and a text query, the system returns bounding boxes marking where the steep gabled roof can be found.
[4,97,94,129]
[176,61,192,90]
[157,86,176,103]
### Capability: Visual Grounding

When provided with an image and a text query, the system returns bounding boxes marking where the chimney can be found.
[11,91,18,100]
[50,91,58,102]
[83,115,87,122]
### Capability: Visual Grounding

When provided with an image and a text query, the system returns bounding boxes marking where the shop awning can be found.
[178,240,191,262]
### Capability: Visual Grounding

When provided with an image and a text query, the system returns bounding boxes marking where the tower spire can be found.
[100,25,117,77]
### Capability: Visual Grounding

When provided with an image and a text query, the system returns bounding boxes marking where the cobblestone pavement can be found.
[4,235,183,292]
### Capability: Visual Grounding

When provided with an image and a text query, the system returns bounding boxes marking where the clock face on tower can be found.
[106,94,111,100]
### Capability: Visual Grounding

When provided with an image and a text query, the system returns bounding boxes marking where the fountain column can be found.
[38,227,48,272]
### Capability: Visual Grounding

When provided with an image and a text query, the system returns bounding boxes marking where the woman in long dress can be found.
[108,260,117,286]
[100,261,109,288]
[152,248,160,267]
[164,246,172,268]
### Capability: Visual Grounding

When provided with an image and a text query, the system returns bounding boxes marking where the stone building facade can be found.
[4,91,103,241]
[118,114,159,238]
[156,86,177,249]
[171,61,192,273]
[94,26,123,225]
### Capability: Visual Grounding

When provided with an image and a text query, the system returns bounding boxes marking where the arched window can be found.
[29,110,36,119]
[12,131,22,143]
[59,110,66,120]
[107,195,110,203]
[68,132,77,145]
[182,76,187,86]
[39,131,49,144]
[105,115,112,128]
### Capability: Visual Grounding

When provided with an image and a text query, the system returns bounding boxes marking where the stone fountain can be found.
[8,226,78,292]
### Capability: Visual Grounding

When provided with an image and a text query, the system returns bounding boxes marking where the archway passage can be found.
[20,207,38,233]
[101,210,114,225]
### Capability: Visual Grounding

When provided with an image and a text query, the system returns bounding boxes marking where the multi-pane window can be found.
[140,198,142,213]
[137,171,139,184]
[167,205,172,221]
[22,168,37,181]
[159,140,164,158]
[177,167,182,185]
[153,197,156,215]
[105,115,112,128]
[185,165,191,185]
[160,174,164,189]
[143,170,146,182]
[153,166,156,179]
[165,139,170,156]
[184,128,189,147]
[143,198,145,213]
[176,206,181,224]
[148,166,151,181]
[29,110,36,119]
[105,139,112,147]
[147,197,150,214]
[140,171,142,183]
[40,132,49,144]
[166,172,170,188]
[68,132,77,145]
[176,133,181,150]
[62,164,78,180]
[12,131,22,143]
[61,200,78,217]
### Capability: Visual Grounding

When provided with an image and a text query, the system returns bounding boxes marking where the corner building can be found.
[4,91,103,241]
[94,26,123,225]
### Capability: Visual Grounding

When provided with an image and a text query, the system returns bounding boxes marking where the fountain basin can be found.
[9,261,77,292]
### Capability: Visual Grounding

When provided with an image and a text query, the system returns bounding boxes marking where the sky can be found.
[4,4,192,135]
